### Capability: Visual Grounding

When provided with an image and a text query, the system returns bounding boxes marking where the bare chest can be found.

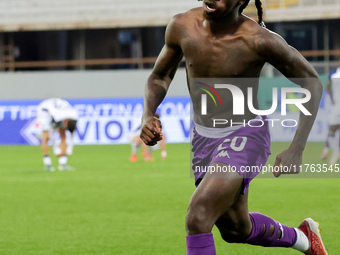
[181,34,259,77]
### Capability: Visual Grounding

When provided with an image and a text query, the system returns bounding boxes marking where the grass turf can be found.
[0,142,339,254]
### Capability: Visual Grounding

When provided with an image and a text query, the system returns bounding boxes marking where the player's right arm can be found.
[253,29,323,177]
[141,15,184,146]
[58,128,67,157]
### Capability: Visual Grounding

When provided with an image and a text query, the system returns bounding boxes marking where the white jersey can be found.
[330,68,340,105]
[37,98,78,123]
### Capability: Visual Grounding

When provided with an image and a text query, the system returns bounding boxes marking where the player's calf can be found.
[243,212,297,248]
[216,218,252,243]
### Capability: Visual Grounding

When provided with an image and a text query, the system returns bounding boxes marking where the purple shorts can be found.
[191,117,271,194]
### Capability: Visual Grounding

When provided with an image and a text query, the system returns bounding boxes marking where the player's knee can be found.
[185,203,213,235]
[218,220,252,243]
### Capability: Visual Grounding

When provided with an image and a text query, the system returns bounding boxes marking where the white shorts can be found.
[37,108,53,131]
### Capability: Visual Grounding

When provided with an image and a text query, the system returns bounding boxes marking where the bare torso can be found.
[173,8,267,126]
[141,3,323,177]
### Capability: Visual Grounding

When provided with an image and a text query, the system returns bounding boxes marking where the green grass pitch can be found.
[0,142,339,254]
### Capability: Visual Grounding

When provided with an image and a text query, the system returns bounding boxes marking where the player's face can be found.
[202,0,241,20]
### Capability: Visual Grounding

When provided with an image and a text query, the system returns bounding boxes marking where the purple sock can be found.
[244,212,297,247]
[186,233,216,255]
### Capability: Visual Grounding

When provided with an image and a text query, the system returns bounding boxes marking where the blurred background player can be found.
[130,114,167,162]
[37,98,78,171]
[321,59,340,165]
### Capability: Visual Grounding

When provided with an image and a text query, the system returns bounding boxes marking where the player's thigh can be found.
[188,162,244,221]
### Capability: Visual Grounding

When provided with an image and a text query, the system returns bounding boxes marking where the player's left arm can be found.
[255,30,323,177]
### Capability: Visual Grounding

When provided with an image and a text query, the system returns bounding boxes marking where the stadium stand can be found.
[264,0,340,21]
[0,0,201,30]
[0,0,339,31]
[0,0,339,73]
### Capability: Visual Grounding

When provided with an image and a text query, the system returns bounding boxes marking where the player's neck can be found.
[203,11,240,35]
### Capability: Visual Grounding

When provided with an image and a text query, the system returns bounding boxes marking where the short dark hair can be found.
[67,120,77,133]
